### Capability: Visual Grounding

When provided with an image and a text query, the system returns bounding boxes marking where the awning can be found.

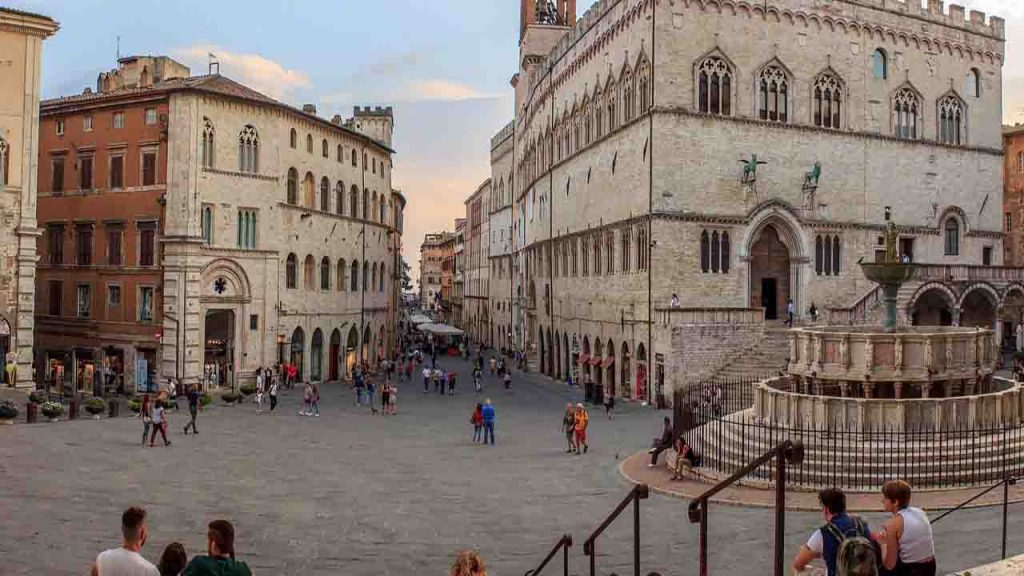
[601,357,615,369]
[417,323,465,336]
[409,314,433,325]
[576,353,591,365]
[588,356,603,366]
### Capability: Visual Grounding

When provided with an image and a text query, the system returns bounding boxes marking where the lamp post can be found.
[276,334,286,366]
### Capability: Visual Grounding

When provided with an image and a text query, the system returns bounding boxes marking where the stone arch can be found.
[201,258,253,299]
[908,282,957,327]
[936,205,969,233]
[546,326,554,378]
[329,328,342,381]
[744,207,804,320]
[310,328,324,381]
[290,326,306,380]
[593,337,604,388]
[554,330,562,380]
[959,284,998,331]
[957,282,1000,310]
[605,339,616,397]
[362,325,372,364]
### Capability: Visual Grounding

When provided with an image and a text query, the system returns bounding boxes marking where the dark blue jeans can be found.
[484,422,495,444]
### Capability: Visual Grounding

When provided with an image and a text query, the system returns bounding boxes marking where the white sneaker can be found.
[647,463,655,468]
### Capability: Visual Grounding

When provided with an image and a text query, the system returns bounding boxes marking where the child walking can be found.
[471,403,484,442]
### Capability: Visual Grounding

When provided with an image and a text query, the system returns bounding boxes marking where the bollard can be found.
[69,398,79,420]
[108,399,119,418]
[26,402,37,423]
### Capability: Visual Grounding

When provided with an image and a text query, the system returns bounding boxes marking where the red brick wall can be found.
[1004,129,1024,266]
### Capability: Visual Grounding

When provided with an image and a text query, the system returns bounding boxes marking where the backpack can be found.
[822,516,878,576]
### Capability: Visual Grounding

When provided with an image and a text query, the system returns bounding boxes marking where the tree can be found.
[400,257,413,292]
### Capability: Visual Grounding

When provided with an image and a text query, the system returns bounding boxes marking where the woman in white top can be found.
[874,479,936,576]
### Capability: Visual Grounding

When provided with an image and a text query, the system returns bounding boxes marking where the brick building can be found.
[419,232,449,314]
[463,180,491,345]
[0,8,58,389]
[1004,125,1024,266]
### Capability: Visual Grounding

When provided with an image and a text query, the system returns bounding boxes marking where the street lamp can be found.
[276,334,286,366]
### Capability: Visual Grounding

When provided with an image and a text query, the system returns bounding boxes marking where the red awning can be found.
[576,353,591,365]
[601,357,615,369]
[588,356,603,366]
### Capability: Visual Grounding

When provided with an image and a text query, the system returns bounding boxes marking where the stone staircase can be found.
[711,327,791,380]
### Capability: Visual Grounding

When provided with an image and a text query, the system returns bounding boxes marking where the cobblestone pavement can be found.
[0,354,1020,575]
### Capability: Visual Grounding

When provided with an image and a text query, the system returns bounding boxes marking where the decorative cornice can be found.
[203,167,279,182]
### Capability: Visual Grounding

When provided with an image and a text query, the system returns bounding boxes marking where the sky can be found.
[7,0,1024,285]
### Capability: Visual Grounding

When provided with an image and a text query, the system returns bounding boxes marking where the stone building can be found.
[35,55,402,392]
[1004,125,1024,267]
[452,218,466,328]
[419,232,449,314]
[0,8,58,389]
[439,231,457,324]
[463,179,491,345]
[486,0,1007,402]
[489,123,515,352]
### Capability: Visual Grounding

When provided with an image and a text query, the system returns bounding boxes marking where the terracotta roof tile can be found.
[0,6,56,21]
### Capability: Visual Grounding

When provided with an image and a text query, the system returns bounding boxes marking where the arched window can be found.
[944,218,960,256]
[379,262,385,292]
[350,185,359,218]
[286,253,297,289]
[201,118,215,168]
[583,98,592,145]
[1018,151,1024,175]
[966,68,981,98]
[700,230,731,274]
[286,168,298,205]
[0,137,8,188]
[815,236,823,275]
[581,237,589,277]
[303,172,315,208]
[832,236,840,274]
[938,95,964,145]
[571,238,578,276]
[320,177,330,212]
[379,197,386,224]
[363,261,369,291]
[607,81,618,131]
[758,65,788,123]
[606,231,614,273]
[371,191,378,222]
[351,149,358,167]
[621,228,631,272]
[335,181,344,215]
[623,69,635,122]
[700,231,710,273]
[872,49,888,79]
[594,88,604,139]
[337,144,343,162]
[721,232,730,273]
[304,255,315,289]
[202,205,213,245]
[289,128,297,149]
[337,258,347,292]
[350,260,359,291]
[710,231,721,272]
[638,58,651,113]
[306,133,313,153]
[697,55,732,115]
[893,87,920,140]
[322,139,329,158]
[637,226,648,271]
[320,257,331,291]
[572,106,581,152]
[593,236,602,276]
[363,189,369,220]
[813,73,843,129]
[238,125,259,173]
[371,263,378,293]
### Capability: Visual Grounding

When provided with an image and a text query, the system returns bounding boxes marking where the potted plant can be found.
[0,400,18,425]
[199,394,213,407]
[221,392,240,405]
[84,397,106,419]
[40,401,65,422]
[239,384,256,396]
[29,390,48,404]
[127,399,142,413]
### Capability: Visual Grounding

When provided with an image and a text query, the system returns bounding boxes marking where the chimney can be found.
[302,104,317,115]
[83,87,93,95]
[331,114,342,124]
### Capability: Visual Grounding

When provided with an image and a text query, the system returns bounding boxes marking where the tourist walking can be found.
[309,382,320,416]
[562,403,576,453]
[503,370,511,391]
[149,396,171,447]
[299,381,312,416]
[422,365,431,394]
[381,379,391,414]
[447,370,456,395]
[268,379,278,412]
[287,363,298,389]
[91,506,160,576]
[489,356,496,376]
[481,399,496,445]
[387,382,397,415]
[604,391,615,419]
[648,416,674,467]
[158,543,188,576]
[367,377,379,414]
[792,488,877,576]
[875,480,936,576]
[785,298,795,326]
[183,386,200,435]
[573,403,589,454]
[471,403,484,442]
[449,550,487,576]
[181,520,252,576]
[405,358,414,382]
[254,372,265,414]
[473,367,482,394]
[140,395,153,446]
[354,369,366,406]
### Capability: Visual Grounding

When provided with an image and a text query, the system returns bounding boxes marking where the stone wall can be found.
[656,308,765,392]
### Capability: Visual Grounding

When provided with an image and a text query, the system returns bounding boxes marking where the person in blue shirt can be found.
[481,399,496,445]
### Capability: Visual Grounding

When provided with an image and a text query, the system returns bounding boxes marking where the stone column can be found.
[863,381,875,399]
[921,381,932,399]
[894,381,903,399]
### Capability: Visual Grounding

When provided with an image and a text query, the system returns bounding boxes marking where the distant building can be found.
[419,233,449,314]
[452,218,466,328]
[0,8,59,389]
[463,180,491,346]
[1004,125,1024,267]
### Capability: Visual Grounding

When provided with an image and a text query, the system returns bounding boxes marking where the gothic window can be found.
[813,73,843,129]
[335,181,344,215]
[621,228,631,272]
[380,262,386,292]
[306,134,313,153]
[637,226,648,271]
[337,144,343,162]
[815,235,842,276]
[563,113,571,157]
[238,125,259,173]
[606,232,614,274]
[582,237,589,277]
[289,128,297,149]
[371,191,378,222]
[697,55,732,115]
[351,260,359,291]
[337,258,347,292]
[700,230,731,274]
[607,81,618,131]
[593,236,602,276]
[872,49,888,79]
[1018,152,1024,175]
[371,263,377,294]
[363,261,369,292]
[638,58,651,113]
[562,241,569,277]
[320,177,330,212]
[304,255,315,290]
[0,137,8,187]
[583,98,592,145]
[938,95,964,146]
[758,65,789,123]
[201,118,215,168]
[573,107,581,152]
[571,238,578,276]
[286,253,297,289]
[944,218,960,256]
[321,257,331,291]
[350,185,359,218]
[363,188,370,220]
[623,69,635,122]
[286,168,298,205]
[966,68,981,98]
[893,88,920,140]
[322,139,329,158]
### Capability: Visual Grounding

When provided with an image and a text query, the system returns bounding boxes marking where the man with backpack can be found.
[792,488,879,576]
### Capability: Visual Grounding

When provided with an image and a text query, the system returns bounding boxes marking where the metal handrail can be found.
[524,534,572,576]
[688,440,804,576]
[582,483,650,576]
[931,476,1018,560]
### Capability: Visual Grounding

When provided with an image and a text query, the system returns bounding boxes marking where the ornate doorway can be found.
[749,224,793,321]
[329,329,341,381]
[204,310,235,389]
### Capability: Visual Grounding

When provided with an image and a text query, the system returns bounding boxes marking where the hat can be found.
[576,403,584,408]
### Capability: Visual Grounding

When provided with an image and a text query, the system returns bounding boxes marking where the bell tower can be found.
[520,0,576,42]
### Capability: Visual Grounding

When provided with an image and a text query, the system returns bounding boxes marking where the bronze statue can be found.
[803,162,822,189]
[536,0,559,24]
[884,220,899,263]
[739,154,767,184]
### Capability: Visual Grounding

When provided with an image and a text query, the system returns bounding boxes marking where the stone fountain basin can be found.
[859,262,918,284]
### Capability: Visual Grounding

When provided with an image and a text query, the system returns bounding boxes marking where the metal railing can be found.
[524,534,572,576]
[688,440,804,576]
[582,484,649,576]
[931,476,1019,561]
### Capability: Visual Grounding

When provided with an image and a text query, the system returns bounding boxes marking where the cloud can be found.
[172,45,311,100]
[406,79,492,102]
[321,78,497,108]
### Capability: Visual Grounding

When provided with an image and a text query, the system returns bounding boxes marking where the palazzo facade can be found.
[482,0,1008,401]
